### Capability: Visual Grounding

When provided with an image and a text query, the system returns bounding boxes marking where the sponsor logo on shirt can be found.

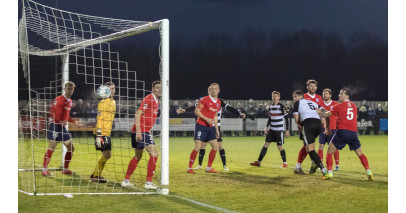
[209,107,219,112]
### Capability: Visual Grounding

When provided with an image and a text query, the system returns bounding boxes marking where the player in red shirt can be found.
[318,88,340,171]
[187,83,221,174]
[320,87,374,180]
[42,81,83,176]
[294,79,325,175]
[121,81,161,189]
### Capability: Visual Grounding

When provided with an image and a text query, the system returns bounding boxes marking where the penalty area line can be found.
[170,195,238,213]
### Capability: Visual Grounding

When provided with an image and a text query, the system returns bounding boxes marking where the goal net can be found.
[18,0,169,195]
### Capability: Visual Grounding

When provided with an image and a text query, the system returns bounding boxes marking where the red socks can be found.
[125,157,140,180]
[207,150,217,167]
[43,149,54,168]
[318,149,324,161]
[326,153,333,171]
[334,150,340,165]
[297,146,308,163]
[147,156,158,182]
[64,151,72,169]
[189,150,198,169]
[358,154,370,170]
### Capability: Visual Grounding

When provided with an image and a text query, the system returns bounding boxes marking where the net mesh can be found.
[18,0,165,195]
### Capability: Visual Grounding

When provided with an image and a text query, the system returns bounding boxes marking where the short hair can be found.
[104,82,115,87]
[323,88,332,95]
[152,81,161,88]
[341,87,351,97]
[306,79,317,86]
[210,83,220,88]
[293,90,304,97]
[272,91,280,96]
[64,81,76,88]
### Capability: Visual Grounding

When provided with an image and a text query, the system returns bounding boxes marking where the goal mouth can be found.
[19,0,170,196]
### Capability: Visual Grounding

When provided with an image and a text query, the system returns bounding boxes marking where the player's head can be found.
[306,79,317,94]
[64,81,76,98]
[293,90,304,101]
[322,88,332,101]
[152,81,161,97]
[272,91,280,103]
[104,82,115,98]
[339,87,351,102]
[209,83,220,97]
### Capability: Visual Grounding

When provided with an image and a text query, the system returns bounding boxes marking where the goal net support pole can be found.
[160,19,170,195]
[61,54,69,168]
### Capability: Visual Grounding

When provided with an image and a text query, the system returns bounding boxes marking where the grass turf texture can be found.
[19,135,388,212]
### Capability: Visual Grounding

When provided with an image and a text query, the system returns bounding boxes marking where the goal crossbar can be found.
[21,20,163,56]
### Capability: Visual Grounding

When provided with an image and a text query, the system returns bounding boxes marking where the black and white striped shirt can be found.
[266,103,289,131]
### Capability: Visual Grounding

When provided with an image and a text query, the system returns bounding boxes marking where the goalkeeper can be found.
[90,82,116,183]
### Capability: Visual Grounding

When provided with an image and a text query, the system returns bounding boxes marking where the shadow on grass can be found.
[218,171,295,188]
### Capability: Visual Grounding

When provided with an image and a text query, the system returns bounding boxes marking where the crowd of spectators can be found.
[19,98,389,137]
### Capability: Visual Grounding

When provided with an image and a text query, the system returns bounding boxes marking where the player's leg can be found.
[122,148,143,187]
[188,140,202,173]
[304,121,327,175]
[318,143,325,161]
[294,128,308,174]
[323,141,338,180]
[122,133,144,187]
[91,136,112,182]
[206,138,219,173]
[218,141,229,171]
[251,130,273,167]
[328,129,340,170]
[188,124,207,173]
[277,131,287,168]
[42,139,58,176]
[334,149,340,170]
[196,142,208,170]
[352,139,374,180]
[145,143,159,189]
[62,139,74,174]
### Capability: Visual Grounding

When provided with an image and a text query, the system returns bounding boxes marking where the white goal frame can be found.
[18,0,170,195]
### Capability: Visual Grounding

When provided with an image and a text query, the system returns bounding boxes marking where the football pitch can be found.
[19,135,388,212]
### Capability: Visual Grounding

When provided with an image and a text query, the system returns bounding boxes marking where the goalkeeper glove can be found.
[96,129,104,148]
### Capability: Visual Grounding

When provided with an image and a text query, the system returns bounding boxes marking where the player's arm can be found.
[221,99,245,118]
[194,103,214,125]
[292,101,302,131]
[214,113,220,138]
[135,109,144,140]
[95,102,105,148]
[316,107,331,135]
[318,108,332,118]
[264,116,271,135]
[282,105,290,137]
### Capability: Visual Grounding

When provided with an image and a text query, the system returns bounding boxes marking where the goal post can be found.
[18,0,170,195]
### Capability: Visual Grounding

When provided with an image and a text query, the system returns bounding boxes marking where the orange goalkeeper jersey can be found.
[93,98,116,137]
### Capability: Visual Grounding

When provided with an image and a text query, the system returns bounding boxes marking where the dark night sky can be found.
[19,0,388,100]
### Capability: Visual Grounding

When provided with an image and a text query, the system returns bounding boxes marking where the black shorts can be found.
[265,130,284,145]
[94,136,112,151]
[301,118,322,145]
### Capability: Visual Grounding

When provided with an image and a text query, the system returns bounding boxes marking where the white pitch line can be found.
[170,195,238,213]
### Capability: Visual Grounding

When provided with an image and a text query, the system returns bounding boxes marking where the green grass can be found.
[19,135,388,212]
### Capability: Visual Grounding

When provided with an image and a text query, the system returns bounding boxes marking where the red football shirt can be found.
[304,93,323,106]
[132,94,159,133]
[196,96,221,127]
[49,95,74,123]
[321,100,339,129]
[330,100,358,132]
